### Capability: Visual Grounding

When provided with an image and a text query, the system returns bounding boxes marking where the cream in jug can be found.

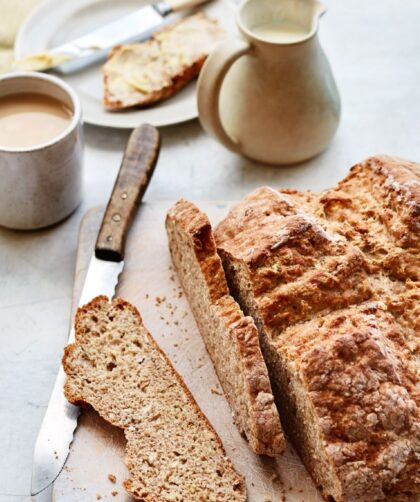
[197,0,341,165]
[253,20,308,43]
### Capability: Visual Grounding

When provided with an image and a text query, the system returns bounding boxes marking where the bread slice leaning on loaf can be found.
[63,296,246,502]
[214,158,420,502]
[166,200,285,456]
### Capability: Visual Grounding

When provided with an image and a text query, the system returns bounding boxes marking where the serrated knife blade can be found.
[31,124,161,496]
[31,258,123,496]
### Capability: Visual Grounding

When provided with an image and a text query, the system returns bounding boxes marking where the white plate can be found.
[15,0,238,128]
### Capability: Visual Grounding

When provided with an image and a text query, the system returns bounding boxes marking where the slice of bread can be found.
[166,199,285,456]
[103,13,225,110]
[63,296,246,502]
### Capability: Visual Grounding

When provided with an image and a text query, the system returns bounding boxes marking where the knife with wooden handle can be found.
[31,124,161,497]
[15,0,213,73]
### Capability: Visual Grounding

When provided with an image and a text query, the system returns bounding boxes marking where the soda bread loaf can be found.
[63,296,246,502]
[103,13,225,110]
[214,156,419,501]
[166,199,285,456]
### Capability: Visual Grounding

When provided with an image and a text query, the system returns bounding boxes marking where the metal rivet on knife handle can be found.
[95,124,161,262]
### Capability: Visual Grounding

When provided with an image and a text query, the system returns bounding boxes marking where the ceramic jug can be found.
[197,0,340,165]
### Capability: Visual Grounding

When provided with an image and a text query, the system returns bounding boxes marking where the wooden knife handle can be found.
[166,0,211,12]
[95,124,161,262]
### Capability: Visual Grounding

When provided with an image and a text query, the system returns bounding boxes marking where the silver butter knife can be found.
[15,0,212,73]
[31,124,161,497]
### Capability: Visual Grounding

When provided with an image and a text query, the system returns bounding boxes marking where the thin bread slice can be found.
[63,296,246,502]
[166,199,285,456]
[103,13,225,110]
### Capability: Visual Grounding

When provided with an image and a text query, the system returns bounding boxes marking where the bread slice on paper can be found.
[166,199,285,456]
[63,296,246,502]
[103,13,225,110]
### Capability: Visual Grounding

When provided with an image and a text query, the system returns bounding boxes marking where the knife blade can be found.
[31,123,161,496]
[15,0,212,73]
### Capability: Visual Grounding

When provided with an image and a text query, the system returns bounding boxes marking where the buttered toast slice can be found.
[63,296,246,502]
[166,200,285,456]
[103,13,225,110]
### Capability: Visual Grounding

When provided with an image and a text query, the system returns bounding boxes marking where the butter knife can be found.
[31,124,161,497]
[15,0,212,73]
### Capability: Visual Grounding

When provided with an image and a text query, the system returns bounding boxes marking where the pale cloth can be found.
[0,0,42,72]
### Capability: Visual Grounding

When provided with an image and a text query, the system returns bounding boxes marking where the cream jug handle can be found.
[197,37,251,153]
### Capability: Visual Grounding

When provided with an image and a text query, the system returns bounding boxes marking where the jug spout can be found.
[239,0,327,45]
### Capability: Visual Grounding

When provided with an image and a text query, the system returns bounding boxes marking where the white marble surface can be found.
[0,0,419,500]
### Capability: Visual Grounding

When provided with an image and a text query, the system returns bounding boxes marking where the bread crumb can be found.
[112,491,118,497]
[145,293,149,299]
[211,387,223,396]
[108,473,117,483]
[155,296,166,306]
[96,494,102,500]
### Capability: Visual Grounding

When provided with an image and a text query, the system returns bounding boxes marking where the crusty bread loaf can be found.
[166,199,285,456]
[214,156,420,501]
[103,13,225,110]
[63,296,246,502]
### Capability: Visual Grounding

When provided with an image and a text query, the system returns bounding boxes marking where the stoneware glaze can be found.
[198,0,341,165]
[0,72,83,230]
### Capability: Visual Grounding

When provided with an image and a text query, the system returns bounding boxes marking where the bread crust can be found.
[277,301,419,501]
[166,199,285,456]
[216,187,372,336]
[214,156,420,501]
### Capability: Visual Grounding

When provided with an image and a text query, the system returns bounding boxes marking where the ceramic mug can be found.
[0,72,83,230]
[197,0,341,165]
